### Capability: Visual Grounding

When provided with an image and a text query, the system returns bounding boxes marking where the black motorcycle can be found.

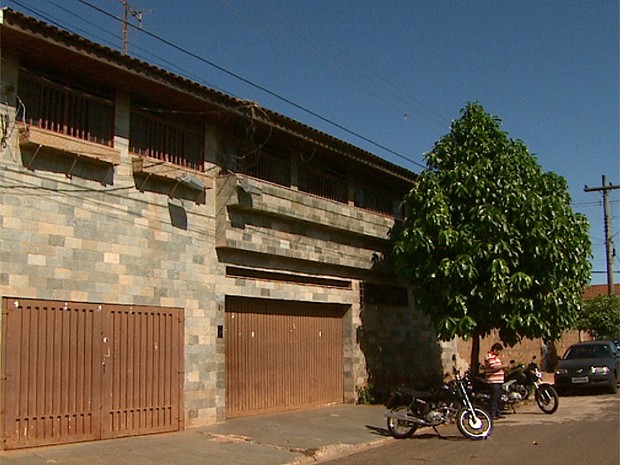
[468,374,521,414]
[506,356,559,414]
[384,367,492,440]
[470,357,559,415]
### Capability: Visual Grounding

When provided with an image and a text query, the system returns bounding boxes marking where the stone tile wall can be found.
[0,55,414,427]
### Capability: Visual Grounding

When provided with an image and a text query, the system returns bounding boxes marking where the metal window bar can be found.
[18,73,114,147]
[299,168,348,204]
[237,150,290,186]
[354,187,397,216]
[129,111,205,171]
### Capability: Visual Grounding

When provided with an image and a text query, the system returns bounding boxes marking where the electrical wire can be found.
[8,0,234,96]
[7,1,615,180]
[61,0,427,170]
[0,164,217,236]
[7,0,122,51]
[215,0,446,133]
[4,1,616,284]
[230,0,450,128]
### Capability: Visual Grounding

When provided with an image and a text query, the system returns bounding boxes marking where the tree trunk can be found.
[471,331,481,375]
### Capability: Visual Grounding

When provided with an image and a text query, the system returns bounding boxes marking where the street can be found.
[321,392,620,465]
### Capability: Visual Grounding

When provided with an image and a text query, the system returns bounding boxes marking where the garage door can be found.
[1,298,184,450]
[226,297,346,418]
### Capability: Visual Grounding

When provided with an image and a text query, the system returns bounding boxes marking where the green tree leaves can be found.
[577,295,620,340]
[393,102,592,358]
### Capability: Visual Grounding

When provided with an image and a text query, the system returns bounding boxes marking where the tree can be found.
[392,103,591,370]
[577,294,620,340]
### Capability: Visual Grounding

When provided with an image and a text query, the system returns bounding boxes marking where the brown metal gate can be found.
[1,298,184,450]
[226,297,346,418]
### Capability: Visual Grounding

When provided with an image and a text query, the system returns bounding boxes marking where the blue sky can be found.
[6,0,619,284]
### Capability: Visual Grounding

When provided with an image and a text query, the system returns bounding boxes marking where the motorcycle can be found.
[468,370,523,414]
[505,356,559,414]
[470,356,559,415]
[384,366,492,440]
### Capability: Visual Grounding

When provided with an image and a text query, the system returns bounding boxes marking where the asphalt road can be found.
[321,392,620,465]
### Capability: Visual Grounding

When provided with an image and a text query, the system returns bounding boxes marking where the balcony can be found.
[18,125,121,167]
[215,174,395,270]
[132,156,212,188]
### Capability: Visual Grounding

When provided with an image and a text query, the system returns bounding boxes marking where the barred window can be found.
[299,166,348,203]
[235,149,290,186]
[354,186,403,217]
[18,72,114,146]
[130,110,204,171]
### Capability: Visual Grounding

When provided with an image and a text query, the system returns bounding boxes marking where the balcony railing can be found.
[230,149,290,187]
[17,73,114,147]
[299,167,348,204]
[129,110,204,171]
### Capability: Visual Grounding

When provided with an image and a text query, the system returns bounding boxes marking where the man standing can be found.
[484,342,507,419]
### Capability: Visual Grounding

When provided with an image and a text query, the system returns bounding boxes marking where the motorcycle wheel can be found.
[386,405,418,439]
[535,384,559,414]
[456,407,492,440]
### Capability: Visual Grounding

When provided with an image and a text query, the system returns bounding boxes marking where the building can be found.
[582,283,620,300]
[0,9,441,450]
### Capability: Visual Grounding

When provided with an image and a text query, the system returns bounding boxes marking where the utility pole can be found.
[119,0,143,55]
[584,175,620,295]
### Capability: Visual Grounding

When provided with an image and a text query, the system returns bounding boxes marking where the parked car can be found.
[554,340,619,394]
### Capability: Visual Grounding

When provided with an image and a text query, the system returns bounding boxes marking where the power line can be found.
[69,0,427,170]
[572,199,620,208]
[15,0,120,49]
[16,0,233,96]
[218,0,450,130]
[215,0,413,121]
[7,0,90,35]
[266,0,450,127]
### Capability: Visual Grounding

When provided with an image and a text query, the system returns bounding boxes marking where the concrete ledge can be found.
[18,125,121,165]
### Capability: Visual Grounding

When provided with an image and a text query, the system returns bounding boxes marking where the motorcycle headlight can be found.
[555,368,568,375]
[590,366,610,375]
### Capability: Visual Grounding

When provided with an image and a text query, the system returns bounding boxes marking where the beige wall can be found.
[455,330,591,373]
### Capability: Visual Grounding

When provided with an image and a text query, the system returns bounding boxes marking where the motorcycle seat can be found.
[396,386,433,399]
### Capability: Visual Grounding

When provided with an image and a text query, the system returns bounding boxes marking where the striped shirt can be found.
[484,352,504,384]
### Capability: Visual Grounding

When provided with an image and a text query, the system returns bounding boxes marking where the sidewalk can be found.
[0,404,392,465]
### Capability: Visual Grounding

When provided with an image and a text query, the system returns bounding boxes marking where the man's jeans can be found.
[489,382,502,417]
